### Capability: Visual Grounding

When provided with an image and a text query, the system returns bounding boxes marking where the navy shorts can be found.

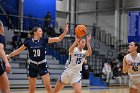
[0,62,5,76]
[28,62,50,78]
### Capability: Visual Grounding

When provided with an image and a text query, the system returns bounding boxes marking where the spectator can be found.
[109,58,115,70]
[113,63,122,84]
[44,12,52,28]
[59,26,64,34]
[43,12,52,36]
[117,48,126,63]
[46,24,56,37]
[82,59,91,79]
[24,33,31,43]
[54,21,59,35]
[102,62,113,84]
[11,32,22,50]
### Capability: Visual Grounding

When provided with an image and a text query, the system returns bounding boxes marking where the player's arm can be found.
[48,23,68,43]
[0,43,9,64]
[123,56,130,74]
[8,44,26,59]
[0,43,11,72]
[69,35,80,54]
[85,35,92,56]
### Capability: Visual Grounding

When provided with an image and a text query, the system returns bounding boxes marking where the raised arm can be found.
[123,56,131,74]
[85,35,92,56]
[48,23,68,43]
[69,35,81,54]
[8,44,26,59]
[0,43,11,72]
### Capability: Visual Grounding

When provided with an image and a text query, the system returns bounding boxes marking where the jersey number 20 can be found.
[33,49,40,57]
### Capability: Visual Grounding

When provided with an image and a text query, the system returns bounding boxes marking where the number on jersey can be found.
[33,49,40,57]
[76,58,82,64]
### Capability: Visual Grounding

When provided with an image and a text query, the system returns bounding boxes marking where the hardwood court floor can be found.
[11,86,129,93]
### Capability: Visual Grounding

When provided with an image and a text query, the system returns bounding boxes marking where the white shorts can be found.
[129,75,140,89]
[59,69,81,84]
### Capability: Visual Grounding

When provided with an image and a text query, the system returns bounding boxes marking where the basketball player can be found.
[0,20,11,93]
[7,23,68,93]
[123,42,140,93]
[53,35,92,93]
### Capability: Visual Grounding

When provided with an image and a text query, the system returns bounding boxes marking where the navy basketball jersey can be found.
[24,37,48,62]
[0,34,5,47]
[0,34,5,63]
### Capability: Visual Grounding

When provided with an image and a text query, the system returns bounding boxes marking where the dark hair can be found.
[0,20,3,27]
[133,41,140,52]
[29,27,40,36]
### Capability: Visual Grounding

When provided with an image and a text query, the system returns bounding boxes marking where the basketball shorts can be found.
[129,75,140,89]
[28,61,50,78]
[59,69,81,84]
[0,61,5,76]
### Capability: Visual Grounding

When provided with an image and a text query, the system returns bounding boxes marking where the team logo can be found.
[131,62,139,72]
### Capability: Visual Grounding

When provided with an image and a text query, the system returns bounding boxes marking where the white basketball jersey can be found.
[125,53,140,76]
[65,47,86,73]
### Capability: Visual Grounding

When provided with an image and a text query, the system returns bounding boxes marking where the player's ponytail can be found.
[29,27,40,36]
[133,41,140,53]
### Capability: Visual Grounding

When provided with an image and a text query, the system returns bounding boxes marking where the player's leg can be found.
[106,72,110,83]
[0,78,1,92]
[28,77,37,93]
[72,82,82,93]
[129,87,138,93]
[71,73,82,93]
[41,74,52,93]
[0,62,10,93]
[39,62,52,93]
[129,80,139,93]
[28,63,38,93]
[137,84,140,93]
[0,72,10,93]
[53,80,66,93]
[53,71,68,93]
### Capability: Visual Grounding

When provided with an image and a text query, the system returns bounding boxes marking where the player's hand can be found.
[6,54,10,60]
[127,63,131,67]
[5,62,11,73]
[125,62,131,71]
[65,22,69,33]
[87,35,91,42]
[127,60,132,65]
[75,35,81,43]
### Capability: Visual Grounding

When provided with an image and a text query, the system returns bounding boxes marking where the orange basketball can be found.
[75,25,87,37]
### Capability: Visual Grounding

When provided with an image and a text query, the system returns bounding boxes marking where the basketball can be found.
[75,25,87,37]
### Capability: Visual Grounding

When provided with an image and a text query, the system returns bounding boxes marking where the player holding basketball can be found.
[53,35,92,93]
[7,23,68,93]
[0,20,11,93]
[123,41,140,93]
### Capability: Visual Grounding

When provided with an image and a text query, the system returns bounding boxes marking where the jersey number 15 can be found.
[76,58,82,64]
